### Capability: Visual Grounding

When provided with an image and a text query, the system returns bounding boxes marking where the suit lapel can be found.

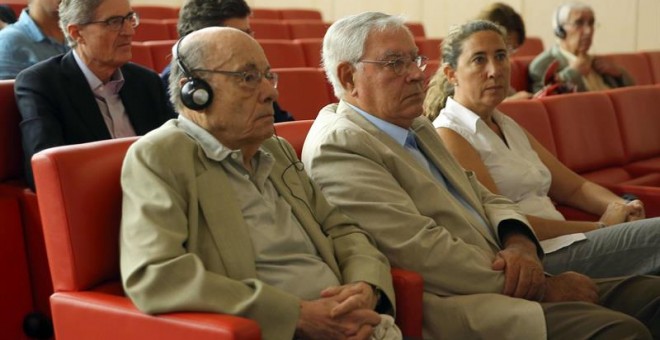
[413,119,499,245]
[60,52,112,140]
[195,153,258,280]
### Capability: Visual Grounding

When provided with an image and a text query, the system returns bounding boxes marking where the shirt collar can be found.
[177,114,272,165]
[442,97,483,134]
[346,102,409,147]
[73,49,124,93]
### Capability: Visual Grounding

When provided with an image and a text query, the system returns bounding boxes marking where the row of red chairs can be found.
[131,37,442,71]
[509,51,660,93]
[499,84,660,218]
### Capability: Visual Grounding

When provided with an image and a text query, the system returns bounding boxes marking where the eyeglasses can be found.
[565,19,598,30]
[359,55,428,76]
[191,68,279,89]
[83,12,140,31]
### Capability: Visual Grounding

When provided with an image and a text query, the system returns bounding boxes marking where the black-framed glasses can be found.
[191,68,279,89]
[359,55,428,75]
[82,12,140,31]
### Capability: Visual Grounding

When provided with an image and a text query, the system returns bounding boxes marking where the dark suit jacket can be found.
[15,51,175,189]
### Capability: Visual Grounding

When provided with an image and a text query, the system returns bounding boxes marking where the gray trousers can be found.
[543,217,660,278]
[543,275,659,340]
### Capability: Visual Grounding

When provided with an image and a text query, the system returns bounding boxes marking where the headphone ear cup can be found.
[554,25,566,39]
[180,77,214,111]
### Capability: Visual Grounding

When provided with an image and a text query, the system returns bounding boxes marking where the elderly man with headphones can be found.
[528,2,634,94]
[118,26,402,340]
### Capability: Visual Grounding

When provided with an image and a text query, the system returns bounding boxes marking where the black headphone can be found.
[554,4,567,39]
[173,36,214,110]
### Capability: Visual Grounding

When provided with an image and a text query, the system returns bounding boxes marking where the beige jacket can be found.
[302,102,547,339]
[120,119,394,340]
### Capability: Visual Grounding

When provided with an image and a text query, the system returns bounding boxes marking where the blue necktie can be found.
[405,132,491,234]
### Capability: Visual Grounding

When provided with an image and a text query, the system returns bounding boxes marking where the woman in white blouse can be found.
[423,19,660,278]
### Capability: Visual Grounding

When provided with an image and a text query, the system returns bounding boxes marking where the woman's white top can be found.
[433,97,565,221]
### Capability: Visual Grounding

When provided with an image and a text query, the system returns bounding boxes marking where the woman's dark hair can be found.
[477,2,525,46]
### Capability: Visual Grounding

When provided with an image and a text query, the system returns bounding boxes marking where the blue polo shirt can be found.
[0,10,69,79]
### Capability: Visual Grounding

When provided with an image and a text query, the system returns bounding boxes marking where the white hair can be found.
[553,2,593,30]
[322,12,407,99]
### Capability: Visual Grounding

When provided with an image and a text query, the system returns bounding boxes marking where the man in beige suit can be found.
[302,12,660,339]
[119,27,401,340]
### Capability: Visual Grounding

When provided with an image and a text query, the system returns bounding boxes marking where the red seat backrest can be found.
[601,52,654,86]
[510,56,534,92]
[279,9,322,20]
[415,37,442,62]
[259,40,306,68]
[512,37,544,58]
[286,20,329,39]
[274,120,315,158]
[251,20,291,40]
[133,19,173,41]
[273,67,331,120]
[607,85,660,162]
[0,80,22,182]
[497,98,557,156]
[405,22,425,37]
[295,38,323,68]
[130,42,155,70]
[32,138,138,292]
[541,92,627,175]
[132,5,179,20]
[251,8,281,20]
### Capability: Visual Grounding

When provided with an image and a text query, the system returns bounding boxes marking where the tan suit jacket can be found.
[302,102,546,339]
[120,119,394,340]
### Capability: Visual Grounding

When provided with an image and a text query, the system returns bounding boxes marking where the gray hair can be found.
[553,2,593,32]
[59,0,105,47]
[168,37,209,113]
[322,12,406,99]
[423,20,506,121]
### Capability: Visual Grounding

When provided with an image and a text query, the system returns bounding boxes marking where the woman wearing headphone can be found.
[528,2,634,94]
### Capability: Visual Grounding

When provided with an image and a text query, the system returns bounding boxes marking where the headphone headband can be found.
[173,35,214,111]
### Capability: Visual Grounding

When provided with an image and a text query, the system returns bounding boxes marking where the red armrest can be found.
[50,292,261,340]
[391,267,423,338]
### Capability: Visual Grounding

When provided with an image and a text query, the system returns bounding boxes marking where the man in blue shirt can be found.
[0,0,68,79]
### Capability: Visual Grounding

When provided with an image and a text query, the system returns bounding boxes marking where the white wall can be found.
[134,0,660,53]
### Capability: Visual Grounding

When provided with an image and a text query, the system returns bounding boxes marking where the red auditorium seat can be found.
[540,91,660,216]
[497,98,557,156]
[32,138,262,340]
[132,5,179,20]
[415,37,442,62]
[274,120,315,158]
[251,8,281,20]
[405,22,425,37]
[133,19,173,41]
[0,79,54,337]
[279,9,322,20]
[130,42,155,70]
[601,52,654,86]
[273,67,332,120]
[511,37,544,58]
[608,85,660,175]
[286,20,329,39]
[259,40,306,68]
[251,19,291,40]
[424,60,440,86]
[294,38,323,68]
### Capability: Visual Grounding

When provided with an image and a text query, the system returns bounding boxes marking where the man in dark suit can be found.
[15,0,174,189]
